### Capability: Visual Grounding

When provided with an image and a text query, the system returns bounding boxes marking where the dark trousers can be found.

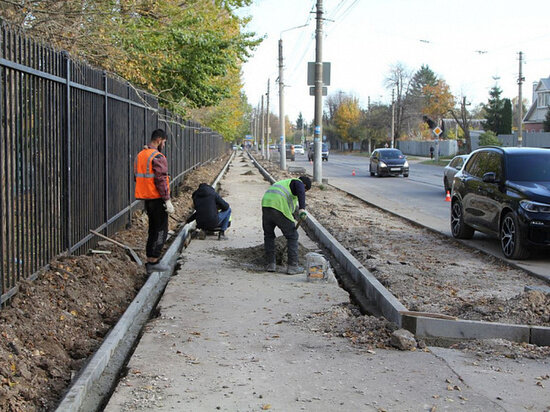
[262,207,298,266]
[145,199,168,259]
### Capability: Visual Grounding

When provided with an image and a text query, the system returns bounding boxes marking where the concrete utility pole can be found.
[266,79,271,160]
[313,0,324,183]
[517,51,524,147]
[278,39,286,170]
[391,89,395,148]
[261,95,265,158]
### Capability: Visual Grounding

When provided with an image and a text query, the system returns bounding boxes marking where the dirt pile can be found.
[219,237,311,271]
[0,155,229,411]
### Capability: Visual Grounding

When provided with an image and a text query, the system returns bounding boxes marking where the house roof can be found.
[523,76,550,123]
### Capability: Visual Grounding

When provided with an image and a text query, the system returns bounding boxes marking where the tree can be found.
[484,85,504,134]
[501,98,512,134]
[422,80,454,128]
[449,96,474,153]
[385,62,413,142]
[407,65,438,116]
[0,0,262,140]
[332,95,362,149]
[544,109,550,132]
[478,131,501,146]
[364,103,391,150]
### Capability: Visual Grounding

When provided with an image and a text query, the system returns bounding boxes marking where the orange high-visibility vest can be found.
[134,148,170,200]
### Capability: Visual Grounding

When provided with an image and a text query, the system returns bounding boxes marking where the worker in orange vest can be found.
[134,129,175,274]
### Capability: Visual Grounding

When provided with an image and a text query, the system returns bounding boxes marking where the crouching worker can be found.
[186,183,231,240]
[261,176,311,275]
[134,129,174,274]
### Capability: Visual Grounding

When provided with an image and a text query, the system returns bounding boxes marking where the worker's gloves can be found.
[164,199,175,215]
[298,209,307,221]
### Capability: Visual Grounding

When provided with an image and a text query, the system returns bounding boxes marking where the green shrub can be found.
[478,131,501,146]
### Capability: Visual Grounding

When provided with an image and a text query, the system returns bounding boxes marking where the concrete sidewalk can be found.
[105,153,550,411]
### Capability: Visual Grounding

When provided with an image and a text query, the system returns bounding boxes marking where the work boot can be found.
[265,262,276,272]
[197,229,206,240]
[286,265,304,275]
[145,262,170,274]
[218,230,228,241]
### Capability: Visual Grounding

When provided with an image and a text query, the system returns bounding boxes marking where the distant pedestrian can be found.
[134,129,174,274]
[430,146,434,160]
[384,142,389,148]
[186,183,231,240]
[261,176,311,275]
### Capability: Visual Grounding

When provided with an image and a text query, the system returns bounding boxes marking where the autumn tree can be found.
[407,65,438,116]
[422,80,454,132]
[332,95,363,150]
[0,0,261,139]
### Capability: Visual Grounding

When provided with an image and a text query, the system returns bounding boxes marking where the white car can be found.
[293,144,305,155]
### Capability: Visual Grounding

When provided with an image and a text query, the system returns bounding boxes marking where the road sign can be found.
[309,86,327,96]
[307,62,331,86]
[433,126,442,137]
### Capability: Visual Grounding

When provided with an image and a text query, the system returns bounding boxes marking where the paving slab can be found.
[105,153,550,412]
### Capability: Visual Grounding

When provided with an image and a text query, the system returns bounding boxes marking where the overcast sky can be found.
[238,0,550,125]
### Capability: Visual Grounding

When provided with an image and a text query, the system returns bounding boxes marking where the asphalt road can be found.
[288,151,550,281]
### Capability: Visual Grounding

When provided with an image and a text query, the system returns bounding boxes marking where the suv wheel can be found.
[500,212,529,259]
[451,199,474,239]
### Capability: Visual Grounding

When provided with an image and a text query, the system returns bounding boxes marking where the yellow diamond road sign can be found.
[433,127,442,136]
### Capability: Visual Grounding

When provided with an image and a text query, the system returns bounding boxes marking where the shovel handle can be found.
[89,229,129,249]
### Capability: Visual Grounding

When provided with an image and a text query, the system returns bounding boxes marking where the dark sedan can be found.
[451,147,550,259]
[369,148,409,177]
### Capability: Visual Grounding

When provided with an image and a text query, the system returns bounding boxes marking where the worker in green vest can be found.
[261,176,312,274]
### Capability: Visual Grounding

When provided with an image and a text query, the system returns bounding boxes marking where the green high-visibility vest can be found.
[262,178,299,223]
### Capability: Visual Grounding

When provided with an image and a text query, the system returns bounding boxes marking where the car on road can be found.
[443,154,469,193]
[369,148,409,177]
[450,146,550,259]
[281,143,295,161]
[307,143,329,161]
[294,144,305,155]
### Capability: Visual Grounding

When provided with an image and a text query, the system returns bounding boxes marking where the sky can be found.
[238,0,550,125]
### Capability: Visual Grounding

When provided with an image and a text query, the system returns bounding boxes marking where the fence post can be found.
[62,51,72,252]
[103,71,109,233]
[127,83,132,228]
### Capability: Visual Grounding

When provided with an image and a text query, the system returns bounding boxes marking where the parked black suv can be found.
[451,147,550,259]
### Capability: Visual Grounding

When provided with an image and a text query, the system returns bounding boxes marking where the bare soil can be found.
[0,155,229,412]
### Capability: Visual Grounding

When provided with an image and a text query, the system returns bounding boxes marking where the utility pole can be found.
[261,95,265,158]
[517,51,524,147]
[313,0,324,183]
[266,79,271,160]
[391,89,395,148]
[278,39,287,170]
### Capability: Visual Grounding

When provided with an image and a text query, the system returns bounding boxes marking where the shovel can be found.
[89,230,143,266]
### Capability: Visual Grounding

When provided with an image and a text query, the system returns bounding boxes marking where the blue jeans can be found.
[217,207,232,231]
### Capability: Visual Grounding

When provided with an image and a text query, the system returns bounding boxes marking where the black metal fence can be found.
[0,24,229,305]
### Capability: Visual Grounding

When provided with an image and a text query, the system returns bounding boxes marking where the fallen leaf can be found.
[261,404,271,410]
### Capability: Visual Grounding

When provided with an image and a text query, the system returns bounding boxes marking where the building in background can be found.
[523,76,550,132]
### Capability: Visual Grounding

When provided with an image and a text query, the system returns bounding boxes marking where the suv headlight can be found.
[403,161,409,168]
[520,200,550,213]
[379,161,387,168]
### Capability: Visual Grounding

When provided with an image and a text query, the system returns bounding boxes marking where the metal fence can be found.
[0,24,229,305]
